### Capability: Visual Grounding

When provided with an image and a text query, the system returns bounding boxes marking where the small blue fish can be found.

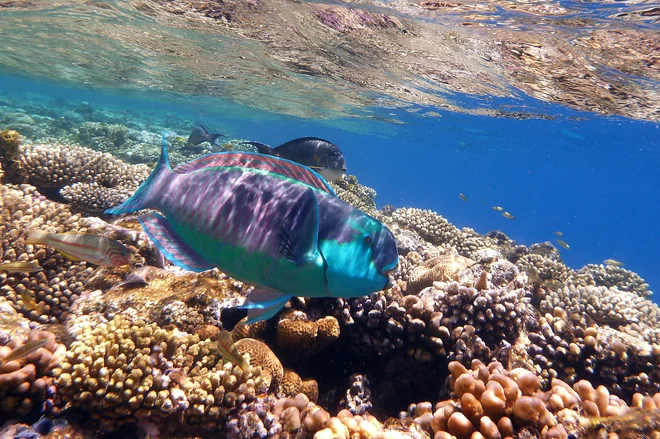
[106,135,398,323]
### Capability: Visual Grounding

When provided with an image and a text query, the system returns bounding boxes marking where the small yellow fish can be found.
[492,206,504,211]
[554,231,563,236]
[20,291,46,314]
[222,143,235,151]
[556,239,570,250]
[0,338,48,367]
[604,259,624,267]
[0,261,43,273]
[26,230,134,267]
[502,212,515,219]
[459,193,467,202]
[216,330,249,372]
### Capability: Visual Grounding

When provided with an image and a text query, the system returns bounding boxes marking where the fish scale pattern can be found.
[175,152,336,195]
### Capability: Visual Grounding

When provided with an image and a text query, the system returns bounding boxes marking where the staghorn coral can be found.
[0,328,66,418]
[0,141,150,214]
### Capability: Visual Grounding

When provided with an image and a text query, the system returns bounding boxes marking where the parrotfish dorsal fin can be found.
[174,152,337,196]
[279,188,320,266]
[138,212,215,272]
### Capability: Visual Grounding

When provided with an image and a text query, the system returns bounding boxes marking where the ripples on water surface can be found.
[0,0,658,289]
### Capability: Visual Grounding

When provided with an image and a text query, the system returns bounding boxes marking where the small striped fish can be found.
[26,230,134,267]
[0,261,43,273]
[0,338,48,367]
[216,330,250,372]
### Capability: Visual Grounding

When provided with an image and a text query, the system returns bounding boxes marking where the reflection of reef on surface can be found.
[1,0,658,122]
[1,134,660,438]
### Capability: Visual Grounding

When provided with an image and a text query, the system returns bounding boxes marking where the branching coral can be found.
[54,314,269,429]
[579,263,652,298]
[329,175,377,215]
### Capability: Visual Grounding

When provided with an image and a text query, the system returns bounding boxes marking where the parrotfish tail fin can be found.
[241,288,292,324]
[138,212,215,272]
[24,229,49,245]
[243,141,275,155]
[105,132,173,215]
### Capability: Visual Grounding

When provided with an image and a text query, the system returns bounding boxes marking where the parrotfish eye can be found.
[363,234,373,245]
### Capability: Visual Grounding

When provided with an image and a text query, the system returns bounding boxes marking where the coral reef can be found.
[0,140,150,214]
[0,139,659,439]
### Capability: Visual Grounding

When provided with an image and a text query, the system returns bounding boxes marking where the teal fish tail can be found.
[105,133,173,215]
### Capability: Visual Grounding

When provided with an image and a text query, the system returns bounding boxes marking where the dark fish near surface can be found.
[0,338,47,367]
[244,137,347,181]
[188,125,224,147]
[26,230,135,267]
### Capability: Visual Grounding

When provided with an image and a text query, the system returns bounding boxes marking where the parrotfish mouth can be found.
[383,267,397,289]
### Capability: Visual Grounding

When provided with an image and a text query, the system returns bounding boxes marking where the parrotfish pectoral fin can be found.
[138,212,215,272]
[278,188,320,266]
[242,288,292,324]
[104,132,173,215]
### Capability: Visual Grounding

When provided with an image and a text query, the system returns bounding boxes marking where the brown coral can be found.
[276,311,341,355]
[0,329,65,417]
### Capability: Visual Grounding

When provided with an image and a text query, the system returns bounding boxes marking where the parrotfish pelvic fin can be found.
[279,188,321,267]
[138,212,214,272]
[104,132,173,215]
[242,288,292,324]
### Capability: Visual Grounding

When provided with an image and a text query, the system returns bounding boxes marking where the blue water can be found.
[1,74,658,295]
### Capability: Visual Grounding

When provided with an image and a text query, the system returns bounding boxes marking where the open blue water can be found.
[1,74,657,296]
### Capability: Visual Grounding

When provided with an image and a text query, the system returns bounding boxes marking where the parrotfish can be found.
[106,135,398,324]
[243,137,347,181]
[26,230,135,267]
